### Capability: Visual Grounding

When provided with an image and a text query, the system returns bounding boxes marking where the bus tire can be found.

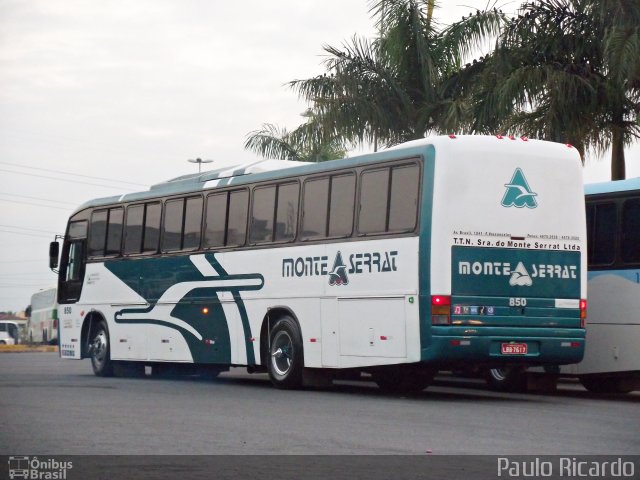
[199,365,223,380]
[579,376,635,394]
[372,366,435,394]
[113,361,145,378]
[485,367,527,392]
[90,320,114,377]
[267,315,304,389]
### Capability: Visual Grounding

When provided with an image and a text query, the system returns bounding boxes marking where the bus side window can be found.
[162,197,203,252]
[621,198,640,264]
[250,186,276,243]
[275,182,299,242]
[359,168,389,234]
[124,205,144,255]
[183,196,203,250]
[205,189,249,249]
[302,177,329,240]
[204,192,227,248]
[388,164,419,232]
[328,173,355,238]
[143,202,161,253]
[89,210,108,257]
[585,204,594,265]
[106,208,124,255]
[89,207,123,257]
[163,199,184,251]
[591,202,617,266]
[227,189,248,246]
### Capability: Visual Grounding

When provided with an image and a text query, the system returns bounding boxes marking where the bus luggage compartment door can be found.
[338,297,407,358]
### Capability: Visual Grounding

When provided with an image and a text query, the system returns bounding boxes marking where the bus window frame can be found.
[586,192,640,270]
[356,160,421,237]
[249,180,300,246]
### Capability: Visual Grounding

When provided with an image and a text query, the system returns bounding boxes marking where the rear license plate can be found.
[501,343,528,355]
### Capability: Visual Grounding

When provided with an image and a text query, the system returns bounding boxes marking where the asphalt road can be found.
[1,353,638,455]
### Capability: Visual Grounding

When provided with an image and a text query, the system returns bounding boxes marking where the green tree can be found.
[288,0,504,149]
[466,0,640,179]
[244,109,347,162]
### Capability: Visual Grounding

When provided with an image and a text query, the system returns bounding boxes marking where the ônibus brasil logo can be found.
[501,168,538,209]
[328,251,349,286]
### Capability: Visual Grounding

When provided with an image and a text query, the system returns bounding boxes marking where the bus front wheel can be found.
[90,321,114,377]
[267,316,304,389]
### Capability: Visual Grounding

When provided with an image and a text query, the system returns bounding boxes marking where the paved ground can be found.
[1,353,638,455]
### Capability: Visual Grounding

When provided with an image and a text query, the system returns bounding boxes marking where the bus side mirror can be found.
[49,241,60,270]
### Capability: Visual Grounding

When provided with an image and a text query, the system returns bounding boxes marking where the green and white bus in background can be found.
[50,135,587,392]
[28,287,58,344]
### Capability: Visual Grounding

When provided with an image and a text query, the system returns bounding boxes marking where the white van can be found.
[0,321,21,345]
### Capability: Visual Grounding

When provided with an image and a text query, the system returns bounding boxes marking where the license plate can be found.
[501,343,528,355]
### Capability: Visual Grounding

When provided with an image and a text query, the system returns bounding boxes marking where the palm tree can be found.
[466,0,640,179]
[288,0,505,149]
[244,109,347,162]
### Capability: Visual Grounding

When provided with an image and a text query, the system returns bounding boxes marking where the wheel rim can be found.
[490,368,507,381]
[271,330,293,377]
[92,330,108,368]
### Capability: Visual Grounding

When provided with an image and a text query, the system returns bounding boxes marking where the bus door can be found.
[59,220,88,304]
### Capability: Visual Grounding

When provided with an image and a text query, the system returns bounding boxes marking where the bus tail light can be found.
[580,299,587,327]
[432,295,451,325]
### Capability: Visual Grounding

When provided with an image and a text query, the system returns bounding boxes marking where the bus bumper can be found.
[422,326,585,367]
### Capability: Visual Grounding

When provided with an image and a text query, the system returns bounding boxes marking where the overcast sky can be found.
[0,0,638,313]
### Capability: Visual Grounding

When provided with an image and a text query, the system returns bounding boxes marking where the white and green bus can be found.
[28,287,58,344]
[50,135,587,392]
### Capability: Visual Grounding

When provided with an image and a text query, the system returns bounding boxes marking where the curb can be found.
[0,345,59,353]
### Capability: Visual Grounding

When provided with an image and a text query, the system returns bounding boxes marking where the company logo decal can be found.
[501,168,538,209]
[328,251,349,286]
[282,250,398,285]
[509,262,533,286]
[458,261,577,287]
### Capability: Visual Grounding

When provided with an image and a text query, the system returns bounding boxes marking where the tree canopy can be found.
[465,0,640,179]
[246,0,639,178]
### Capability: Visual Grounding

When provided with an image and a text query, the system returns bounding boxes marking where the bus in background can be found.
[486,179,639,394]
[49,135,587,392]
[571,179,639,393]
[28,287,58,345]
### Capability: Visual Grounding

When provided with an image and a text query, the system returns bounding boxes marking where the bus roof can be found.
[585,178,640,196]
[73,135,578,214]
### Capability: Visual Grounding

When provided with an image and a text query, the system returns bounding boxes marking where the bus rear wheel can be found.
[90,321,114,377]
[579,376,635,394]
[372,366,435,394]
[485,367,527,392]
[268,316,304,389]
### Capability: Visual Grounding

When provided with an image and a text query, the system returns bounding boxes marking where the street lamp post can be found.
[188,158,213,173]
